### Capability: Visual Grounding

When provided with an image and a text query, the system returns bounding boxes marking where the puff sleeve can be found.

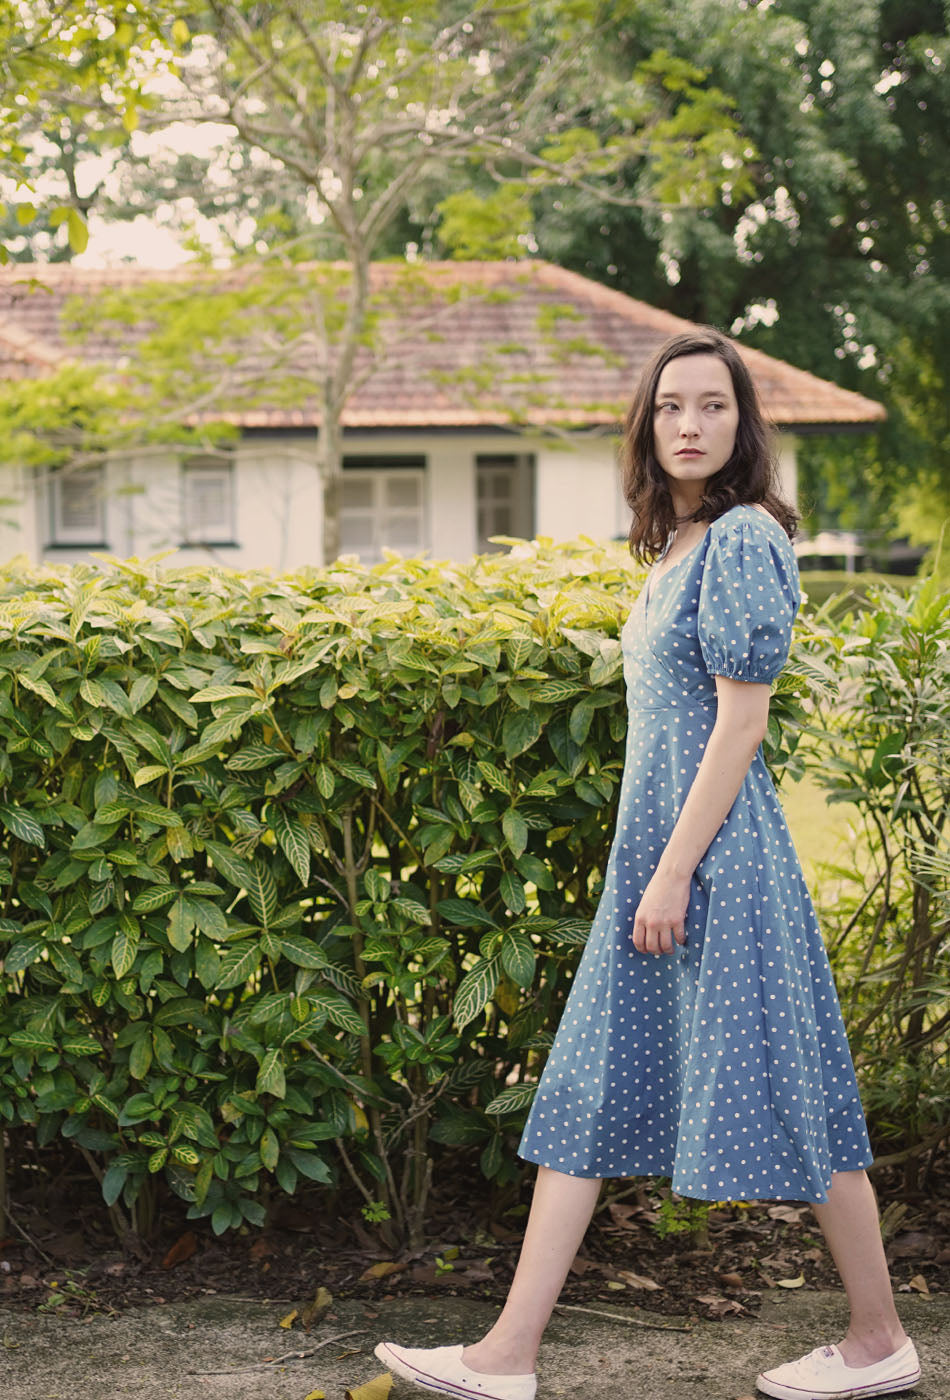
[697,515,800,684]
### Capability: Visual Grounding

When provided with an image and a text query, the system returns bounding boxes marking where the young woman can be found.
[375,330,920,1400]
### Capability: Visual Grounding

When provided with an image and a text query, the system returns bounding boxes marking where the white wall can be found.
[777,433,798,510]
[533,437,624,543]
[0,428,800,572]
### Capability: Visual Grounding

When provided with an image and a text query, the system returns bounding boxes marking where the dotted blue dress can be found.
[518,504,872,1202]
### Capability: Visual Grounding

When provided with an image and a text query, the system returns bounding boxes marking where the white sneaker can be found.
[756,1338,921,1399]
[374,1341,537,1400]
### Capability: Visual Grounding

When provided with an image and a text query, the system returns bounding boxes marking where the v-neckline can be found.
[645,527,710,607]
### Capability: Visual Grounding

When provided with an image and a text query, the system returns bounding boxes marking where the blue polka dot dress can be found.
[518,504,872,1202]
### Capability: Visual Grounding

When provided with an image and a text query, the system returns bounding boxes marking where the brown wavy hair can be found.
[621,327,798,562]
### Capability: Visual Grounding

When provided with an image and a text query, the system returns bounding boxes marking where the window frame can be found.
[45,464,108,548]
[475,452,535,553]
[340,454,428,561]
[181,455,237,548]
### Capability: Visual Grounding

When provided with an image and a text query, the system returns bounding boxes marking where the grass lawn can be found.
[778,769,863,890]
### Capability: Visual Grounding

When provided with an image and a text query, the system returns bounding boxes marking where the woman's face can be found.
[652,352,740,503]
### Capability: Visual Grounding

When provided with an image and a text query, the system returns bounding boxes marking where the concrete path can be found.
[0,1290,945,1400]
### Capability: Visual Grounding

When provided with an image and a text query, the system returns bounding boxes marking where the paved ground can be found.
[0,1290,945,1400]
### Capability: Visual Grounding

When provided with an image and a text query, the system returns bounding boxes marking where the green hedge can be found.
[0,542,816,1244]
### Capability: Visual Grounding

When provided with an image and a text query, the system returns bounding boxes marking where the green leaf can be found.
[102,1162,128,1207]
[129,675,158,712]
[111,919,140,978]
[476,761,509,793]
[226,743,281,771]
[0,803,45,848]
[499,871,526,915]
[453,953,502,1030]
[503,709,542,759]
[435,897,498,929]
[268,805,310,884]
[569,696,596,744]
[4,936,46,972]
[245,860,278,928]
[194,936,222,989]
[9,1030,57,1052]
[514,852,555,889]
[66,207,89,254]
[259,1127,279,1171]
[485,1082,537,1115]
[129,1032,153,1080]
[501,927,536,987]
[502,808,528,858]
[279,933,329,969]
[204,840,255,889]
[217,942,261,989]
[132,885,179,913]
[312,989,365,1036]
[134,765,168,788]
[167,897,194,952]
[166,825,194,863]
[256,1048,286,1099]
[286,1147,332,1183]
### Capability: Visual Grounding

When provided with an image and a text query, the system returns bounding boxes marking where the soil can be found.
[2,1146,949,1326]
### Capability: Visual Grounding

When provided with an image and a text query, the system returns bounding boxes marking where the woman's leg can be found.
[461,1166,603,1374]
[810,1169,908,1366]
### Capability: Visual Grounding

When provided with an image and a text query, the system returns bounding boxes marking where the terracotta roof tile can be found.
[0,260,885,430]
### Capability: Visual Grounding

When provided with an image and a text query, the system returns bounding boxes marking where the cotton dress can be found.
[518,504,872,1202]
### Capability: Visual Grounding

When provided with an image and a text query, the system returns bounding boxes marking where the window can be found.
[182,457,235,545]
[340,455,426,561]
[476,453,534,552]
[47,466,106,546]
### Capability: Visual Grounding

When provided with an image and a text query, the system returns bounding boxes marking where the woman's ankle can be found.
[462,1332,539,1375]
[838,1322,909,1368]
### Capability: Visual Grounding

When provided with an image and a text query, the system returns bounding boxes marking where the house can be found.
[0,261,885,570]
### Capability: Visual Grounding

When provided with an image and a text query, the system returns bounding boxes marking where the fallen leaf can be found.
[304,1391,325,1400]
[360,1260,404,1281]
[768,1205,805,1224]
[161,1231,197,1270]
[615,1269,662,1291]
[695,1294,744,1317]
[887,1232,935,1260]
[301,1286,333,1327]
[717,1272,744,1289]
[605,1280,626,1290]
[459,1259,495,1283]
[250,1237,274,1262]
[345,1375,392,1400]
[908,1274,930,1296]
[488,1221,519,1241]
[569,1255,598,1276]
[776,1274,805,1289]
[278,1308,298,1329]
[607,1202,640,1228]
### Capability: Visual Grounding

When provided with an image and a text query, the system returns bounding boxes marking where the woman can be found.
[375,329,920,1400]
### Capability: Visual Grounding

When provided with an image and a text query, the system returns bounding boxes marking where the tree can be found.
[518,0,950,540]
[0,2,180,258]
[2,1,755,564]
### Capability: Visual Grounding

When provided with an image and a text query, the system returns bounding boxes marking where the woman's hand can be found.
[632,869,690,954]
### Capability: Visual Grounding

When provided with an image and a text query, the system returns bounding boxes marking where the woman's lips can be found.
[676,449,705,456]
